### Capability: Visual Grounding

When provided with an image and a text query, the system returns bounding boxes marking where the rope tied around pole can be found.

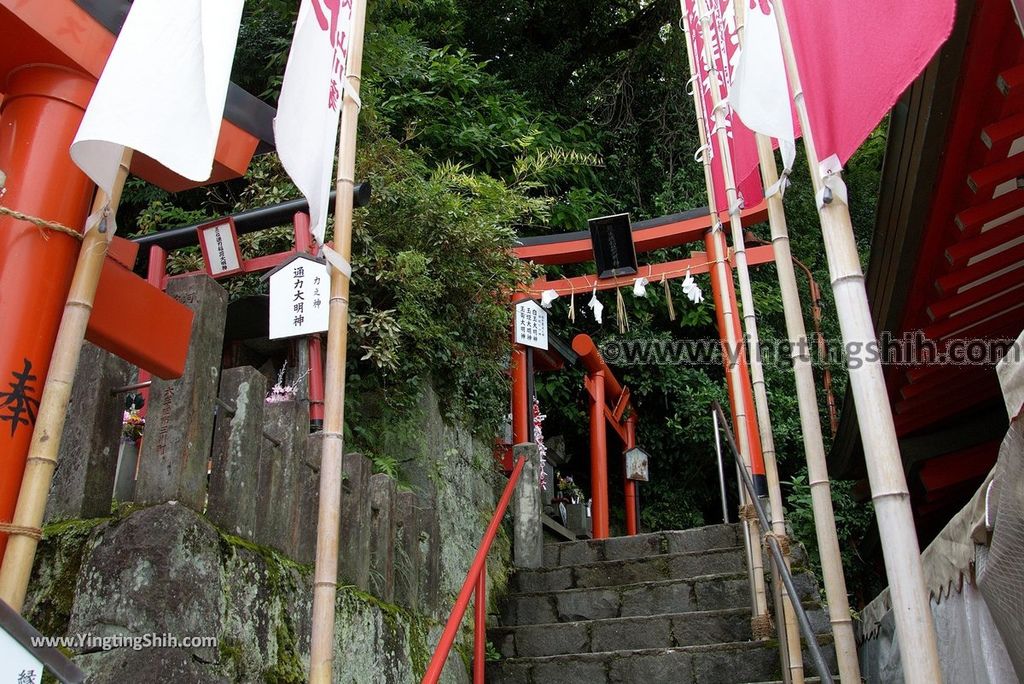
[764,531,791,557]
[0,522,43,541]
[751,614,775,640]
[739,503,758,521]
[0,205,84,242]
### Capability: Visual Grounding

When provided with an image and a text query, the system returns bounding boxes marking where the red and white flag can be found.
[682,0,763,214]
[730,0,796,188]
[275,0,355,248]
[71,0,244,200]
[733,0,955,188]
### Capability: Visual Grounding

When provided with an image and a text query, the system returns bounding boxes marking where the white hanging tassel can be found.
[633,277,649,297]
[588,288,604,324]
[540,289,559,309]
[681,267,704,304]
[568,289,576,323]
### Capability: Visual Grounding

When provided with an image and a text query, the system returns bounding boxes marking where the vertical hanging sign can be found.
[515,300,549,350]
[267,254,330,339]
[197,217,244,278]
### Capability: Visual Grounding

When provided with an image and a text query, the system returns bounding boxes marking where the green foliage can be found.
[785,471,878,598]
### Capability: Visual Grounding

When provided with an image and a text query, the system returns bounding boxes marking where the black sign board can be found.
[588,213,638,279]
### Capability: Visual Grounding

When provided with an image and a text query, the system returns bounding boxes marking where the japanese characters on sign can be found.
[269,255,329,339]
[197,218,243,278]
[624,447,650,482]
[0,627,42,684]
[515,300,549,351]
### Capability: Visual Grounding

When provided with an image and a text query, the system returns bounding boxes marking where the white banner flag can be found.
[729,1,796,170]
[275,0,355,246]
[71,0,244,197]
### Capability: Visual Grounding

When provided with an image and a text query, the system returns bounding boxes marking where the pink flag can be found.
[683,0,764,214]
[785,0,955,166]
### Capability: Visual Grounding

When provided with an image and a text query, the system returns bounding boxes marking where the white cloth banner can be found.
[71,0,243,196]
[275,0,355,246]
[729,1,795,170]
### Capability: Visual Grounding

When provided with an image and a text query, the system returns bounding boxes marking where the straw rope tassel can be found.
[661,275,676,321]
[615,287,629,333]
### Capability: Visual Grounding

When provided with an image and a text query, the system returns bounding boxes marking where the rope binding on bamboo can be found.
[0,522,43,541]
[751,614,774,640]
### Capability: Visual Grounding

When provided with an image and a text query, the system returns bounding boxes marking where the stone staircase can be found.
[488,524,838,683]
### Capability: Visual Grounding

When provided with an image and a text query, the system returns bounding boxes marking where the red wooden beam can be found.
[927,271,1024,321]
[923,287,1024,340]
[997,62,1024,114]
[980,112,1024,159]
[917,440,1000,497]
[87,258,193,379]
[967,149,1024,198]
[895,378,1001,436]
[935,240,1024,295]
[954,188,1024,237]
[946,214,1024,266]
[514,202,768,265]
[527,244,775,297]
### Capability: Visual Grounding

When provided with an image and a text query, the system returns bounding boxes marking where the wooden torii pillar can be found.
[0,0,273,561]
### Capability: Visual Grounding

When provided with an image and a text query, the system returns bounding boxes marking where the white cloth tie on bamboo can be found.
[540,289,559,309]
[588,288,604,324]
[322,245,352,279]
[632,277,649,297]
[84,203,116,235]
[694,143,711,164]
[816,154,849,209]
[711,103,729,136]
[764,140,796,199]
[728,195,743,217]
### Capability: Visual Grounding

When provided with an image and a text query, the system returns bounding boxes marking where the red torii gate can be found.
[0,0,273,560]
[509,204,775,539]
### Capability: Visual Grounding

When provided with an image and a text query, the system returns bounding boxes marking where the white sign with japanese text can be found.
[0,627,43,684]
[269,255,329,339]
[199,220,242,277]
[515,300,548,350]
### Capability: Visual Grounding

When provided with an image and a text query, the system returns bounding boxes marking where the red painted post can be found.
[473,561,487,683]
[704,230,766,484]
[624,415,638,536]
[0,65,97,561]
[589,370,609,539]
[511,344,530,444]
[294,212,325,430]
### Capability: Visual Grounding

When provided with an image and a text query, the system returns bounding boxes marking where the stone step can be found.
[543,524,742,567]
[491,604,835,659]
[502,573,750,625]
[486,636,837,684]
[490,607,751,658]
[501,571,825,626]
[513,546,746,593]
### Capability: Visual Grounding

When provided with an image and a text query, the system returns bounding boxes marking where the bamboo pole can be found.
[770,0,942,680]
[0,148,133,611]
[308,0,369,680]
[690,0,802,670]
[680,1,770,630]
[732,4,861,676]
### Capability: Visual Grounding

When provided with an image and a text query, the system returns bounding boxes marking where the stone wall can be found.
[26,378,510,683]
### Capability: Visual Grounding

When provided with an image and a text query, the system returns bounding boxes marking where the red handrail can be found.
[422,454,528,684]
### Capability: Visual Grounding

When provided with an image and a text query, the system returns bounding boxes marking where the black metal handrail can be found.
[712,401,835,683]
